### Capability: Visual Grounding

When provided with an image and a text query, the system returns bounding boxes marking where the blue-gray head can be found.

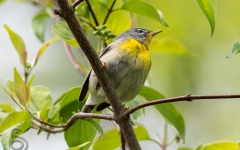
[116,28,162,47]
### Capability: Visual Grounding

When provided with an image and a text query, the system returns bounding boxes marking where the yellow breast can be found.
[118,38,151,68]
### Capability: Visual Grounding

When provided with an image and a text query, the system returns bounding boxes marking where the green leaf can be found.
[93,124,150,149]
[86,119,103,138]
[1,131,11,150]
[31,10,50,42]
[59,86,81,123]
[60,87,95,149]
[15,120,32,136]
[67,141,91,150]
[195,0,217,37]
[0,104,16,113]
[30,86,52,111]
[0,116,5,124]
[0,0,6,5]
[1,120,31,150]
[64,120,95,150]
[93,128,120,150]
[4,25,27,66]
[138,86,165,100]
[0,86,16,104]
[106,10,131,35]
[5,80,14,94]
[157,10,169,27]
[32,37,59,67]
[14,68,28,107]
[50,87,81,124]
[139,86,186,142]
[26,75,35,103]
[121,0,168,27]
[227,41,240,58]
[134,123,151,140]
[150,38,194,56]
[52,21,79,47]
[48,102,61,124]
[40,100,52,122]
[202,141,239,150]
[0,111,31,133]
[126,96,144,121]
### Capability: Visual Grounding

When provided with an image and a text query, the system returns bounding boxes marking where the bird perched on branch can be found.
[79,28,162,113]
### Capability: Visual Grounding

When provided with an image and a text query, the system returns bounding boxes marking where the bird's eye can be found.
[136,29,143,33]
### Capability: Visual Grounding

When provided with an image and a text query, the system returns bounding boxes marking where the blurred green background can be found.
[1,0,240,149]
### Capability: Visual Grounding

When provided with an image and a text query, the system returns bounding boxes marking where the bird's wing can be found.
[78,69,91,102]
[99,44,112,58]
[78,45,112,102]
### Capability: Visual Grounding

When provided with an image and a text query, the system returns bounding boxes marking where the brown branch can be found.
[32,123,64,134]
[120,130,126,150]
[32,112,113,133]
[64,112,113,130]
[54,1,141,149]
[31,114,66,128]
[124,94,240,116]
[72,0,84,9]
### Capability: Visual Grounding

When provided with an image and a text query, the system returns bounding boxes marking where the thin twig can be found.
[124,94,240,116]
[63,42,86,77]
[32,123,64,134]
[149,138,162,148]
[161,122,168,150]
[72,0,84,9]
[103,0,117,24]
[31,114,66,128]
[64,112,113,131]
[79,17,96,30]
[85,0,99,26]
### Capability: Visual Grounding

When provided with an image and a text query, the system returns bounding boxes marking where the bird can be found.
[79,28,162,113]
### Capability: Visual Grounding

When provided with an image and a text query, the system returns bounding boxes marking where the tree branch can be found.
[54,1,141,149]
[120,130,126,150]
[64,112,113,130]
[72,0,84,9]
[32,123,64,134]
[124,94,240,116]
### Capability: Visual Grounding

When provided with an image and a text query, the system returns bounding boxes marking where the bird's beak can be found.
[149,30,163,37]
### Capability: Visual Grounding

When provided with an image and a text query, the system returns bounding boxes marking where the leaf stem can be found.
[79,17,96,30]
[85,0,99,26]
[63,42,86,77]
[29,111,66,128]
[103,0,117,24]
[161,122,168,150]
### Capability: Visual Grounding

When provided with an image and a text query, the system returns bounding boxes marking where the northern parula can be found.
[79,28,162,112]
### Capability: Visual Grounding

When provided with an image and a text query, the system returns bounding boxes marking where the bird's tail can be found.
[82,105,95,113]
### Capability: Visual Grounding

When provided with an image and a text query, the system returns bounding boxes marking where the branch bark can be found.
[124,94,240,116]
[54,1,141,149]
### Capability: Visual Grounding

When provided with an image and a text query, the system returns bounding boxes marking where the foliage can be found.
[1,0,239,150]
